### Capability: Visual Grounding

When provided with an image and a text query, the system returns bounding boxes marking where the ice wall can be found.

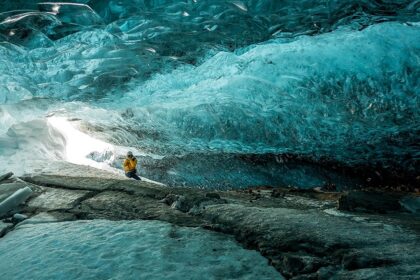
[100,22,420,171]
[0,1,419,187]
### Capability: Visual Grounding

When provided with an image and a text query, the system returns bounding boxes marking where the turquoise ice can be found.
[0,0,418,188]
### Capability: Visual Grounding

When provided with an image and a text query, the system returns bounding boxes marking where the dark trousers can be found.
[125,170,141,180]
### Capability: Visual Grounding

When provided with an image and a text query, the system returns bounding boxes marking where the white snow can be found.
[0,219,282,279]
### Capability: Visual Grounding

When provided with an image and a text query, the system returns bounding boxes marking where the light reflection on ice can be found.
[45,116,164,185]
[47,116,116,171]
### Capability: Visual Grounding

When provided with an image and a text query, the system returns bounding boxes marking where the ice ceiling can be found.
[0,1,419,188]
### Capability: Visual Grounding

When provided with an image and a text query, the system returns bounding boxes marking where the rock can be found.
[75,191,203,227]
[28,187,91,211]
[338,191,402,213]
[160,194,178,205]
[290,275,317,280]
[400,195,420,214]
[0,172,13,183]
[320,183,337,192]
[316,266,338,279]
[17,212,75,226]
[0,221,13,237]
[281,254,306,277]
[0,182,29,203]
[21,175,168,199]
[165,192,224,213]
[197,203,420,278]
[271,189,285,198]
[342,252,394,270]
[205,192,221,199]
[0,187,33,218]
[171,195,189,212]
[13,172,420,279]
[21,175,116,191]
[12,213,28,222]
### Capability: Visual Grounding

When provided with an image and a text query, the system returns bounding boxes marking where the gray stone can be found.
[341,252,394,270]
[281,254,306,277]
[21,175,168,199]
[0,182,28,203]
[171,195,189,212]
[15,173,420,279]
[0,221,13,237]
[0,172,13,183]
[206,192,221,199]
[17,212,58,226]
[0,187,33,218]
[28,187,90,210]
[76,191,203,227]
[21,175,116,191]
[160,194,178,205]
[197,203,420,278]
[12,213,28,222]
[338,191,402,213]
[17,212,75,226]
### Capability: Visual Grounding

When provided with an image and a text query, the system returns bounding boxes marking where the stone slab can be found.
[0,182,28,203]
[0,172,13,183]
[28,187,90,210]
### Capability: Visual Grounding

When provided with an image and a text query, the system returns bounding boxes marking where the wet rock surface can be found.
[1,169,420,279]
[338,191,404,213]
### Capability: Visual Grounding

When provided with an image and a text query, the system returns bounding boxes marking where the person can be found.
[123,151,141,180]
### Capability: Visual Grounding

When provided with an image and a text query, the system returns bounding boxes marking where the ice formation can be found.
[0,219,281,279]
[0,0,418,188]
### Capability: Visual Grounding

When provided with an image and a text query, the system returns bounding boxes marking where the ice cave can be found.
[0,0,419,279]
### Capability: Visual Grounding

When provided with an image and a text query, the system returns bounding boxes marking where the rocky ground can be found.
[1,164,419,279]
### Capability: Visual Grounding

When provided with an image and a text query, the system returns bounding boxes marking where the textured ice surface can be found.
[0,219,281,279]
[0,1,419,187]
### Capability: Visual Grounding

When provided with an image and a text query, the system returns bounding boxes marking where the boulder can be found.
[0,187,33,218]
[338,191,402,213]
[0,172,13,183]
[12,213,28,222]
[0,182,32,203]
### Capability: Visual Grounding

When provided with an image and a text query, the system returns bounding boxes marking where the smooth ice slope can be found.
[0,219,281,280]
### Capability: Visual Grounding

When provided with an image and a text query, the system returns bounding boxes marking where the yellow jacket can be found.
[123,157,137,172]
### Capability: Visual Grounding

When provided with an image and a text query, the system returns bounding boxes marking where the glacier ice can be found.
[0,1,419,188]
[0,219,282,279]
